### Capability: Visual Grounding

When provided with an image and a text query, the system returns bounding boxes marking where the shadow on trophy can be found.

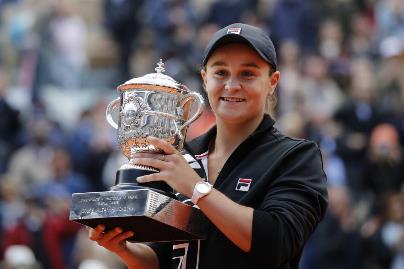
[70,60,207,242]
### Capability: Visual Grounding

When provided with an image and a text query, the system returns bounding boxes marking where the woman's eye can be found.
[214,70,227,76]
[241,71,255,78]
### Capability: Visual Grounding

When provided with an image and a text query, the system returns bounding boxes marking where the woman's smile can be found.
[219,97,246,102]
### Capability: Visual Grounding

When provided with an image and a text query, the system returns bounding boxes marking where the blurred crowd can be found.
[0,0,403,268]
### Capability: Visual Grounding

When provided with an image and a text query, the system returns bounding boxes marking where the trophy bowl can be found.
[106,59,204,194]
[70,60,207,242]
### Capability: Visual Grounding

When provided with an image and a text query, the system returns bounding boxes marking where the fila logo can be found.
[236,178,252,192]
[227,27,241,35]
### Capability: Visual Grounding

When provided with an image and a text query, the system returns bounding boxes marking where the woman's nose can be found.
[225,76,241,91]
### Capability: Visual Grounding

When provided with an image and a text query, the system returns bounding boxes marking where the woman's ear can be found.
[200,69,207,91]
[269,71,281,95]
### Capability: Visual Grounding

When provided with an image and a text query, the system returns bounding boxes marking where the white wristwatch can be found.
[191,181,213,205]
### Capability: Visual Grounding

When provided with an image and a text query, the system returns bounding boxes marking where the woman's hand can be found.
[89,225,134,255]
[88,225,159,269]
[133,136,202,197]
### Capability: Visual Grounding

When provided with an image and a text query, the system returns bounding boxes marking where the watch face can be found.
[196,182,210,194]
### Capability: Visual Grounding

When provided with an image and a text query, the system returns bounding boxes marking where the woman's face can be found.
[201,43,279,125]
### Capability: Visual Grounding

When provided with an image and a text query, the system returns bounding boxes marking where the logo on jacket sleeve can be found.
[235,178,252,192]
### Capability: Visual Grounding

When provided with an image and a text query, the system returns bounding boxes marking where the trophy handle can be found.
[179,92,204,133]
[106,97,120,129]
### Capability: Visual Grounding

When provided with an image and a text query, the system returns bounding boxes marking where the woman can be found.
[89,23,328,269]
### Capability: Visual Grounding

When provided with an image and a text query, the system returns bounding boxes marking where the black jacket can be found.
[152,115,328,269]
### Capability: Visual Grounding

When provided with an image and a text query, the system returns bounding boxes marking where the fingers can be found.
[136,172,165,183]
[89,224,105,241]
[98,227,124,245]
[112,230,135,243]
[88,225,134,250]
[134,152,167,162]
[98,227,134,247]
[147,136,176,155]
[134,157,167,170]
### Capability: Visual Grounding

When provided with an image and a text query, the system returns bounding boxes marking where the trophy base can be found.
[69,189,207,242]
[113,168,176,198]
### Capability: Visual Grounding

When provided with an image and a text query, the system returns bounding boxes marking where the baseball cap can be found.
[202,23,278,70]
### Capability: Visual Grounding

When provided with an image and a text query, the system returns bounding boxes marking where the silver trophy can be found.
[70,60,207,242]
[105,59,204,194]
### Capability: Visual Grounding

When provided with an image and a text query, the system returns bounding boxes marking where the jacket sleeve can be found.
[250,141,328,267]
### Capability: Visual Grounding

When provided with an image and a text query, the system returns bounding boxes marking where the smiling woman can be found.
[201,42,279,128]
[88,23,328,269]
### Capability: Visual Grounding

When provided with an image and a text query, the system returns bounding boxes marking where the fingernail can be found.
[115,227,122,233]
[128,231,134,236]
[136,177,144,183]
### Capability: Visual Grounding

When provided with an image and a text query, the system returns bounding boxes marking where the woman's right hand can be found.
[88,224,134,256]
[88,225,159,269]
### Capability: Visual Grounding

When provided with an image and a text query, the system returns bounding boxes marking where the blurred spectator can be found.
[143,0,197,61]
[319,19,344,61]
[33,146,91,197]
[277,111,306,139]
[0,175,25,231]
[334,57,381,194]
[311,0,358,32]
[319,119,348,187]
[377,36,404,143]
[7,117,54,190]
[0,68,22,172]
[363,124,404,202]
[101,148,126,188]
[68,99,114,191]
[277,39,303,116]
[300,186,364,269]
[77,259,108,269]
[381,192,404,269]
[360,193,397,269]
[1,188,80,269]
[103,0,144,81]
[375,0,404,41]
[300,54,345,122]
[270,0,319,52]
[317,18,352,91]
[2,245,40,269]
[205,0,255,27]
[349,12,376,57]
[47,1,87,89]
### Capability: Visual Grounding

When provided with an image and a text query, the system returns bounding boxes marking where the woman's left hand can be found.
[133,136,202,197]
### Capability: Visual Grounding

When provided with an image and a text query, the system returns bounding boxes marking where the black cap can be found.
[202,23,277,70]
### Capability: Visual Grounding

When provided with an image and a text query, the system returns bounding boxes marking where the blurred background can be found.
[0,0,403,268]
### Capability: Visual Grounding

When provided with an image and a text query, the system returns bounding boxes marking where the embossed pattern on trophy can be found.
[118,90,182,159]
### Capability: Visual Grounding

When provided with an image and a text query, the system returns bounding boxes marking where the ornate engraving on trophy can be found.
[121,93,148,128]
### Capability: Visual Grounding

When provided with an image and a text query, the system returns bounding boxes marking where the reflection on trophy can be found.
[70,60,207,242]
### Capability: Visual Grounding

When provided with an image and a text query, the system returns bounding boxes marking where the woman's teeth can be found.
[220,97,245,102]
